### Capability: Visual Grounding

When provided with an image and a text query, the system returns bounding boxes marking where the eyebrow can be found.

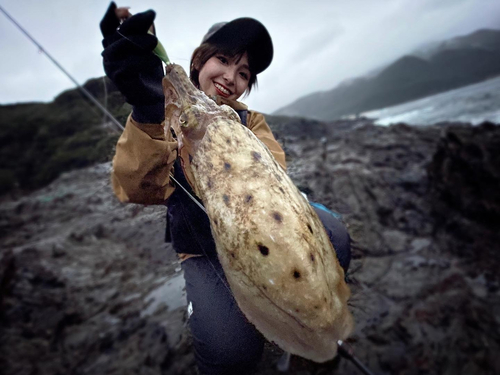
[231,54,250,70]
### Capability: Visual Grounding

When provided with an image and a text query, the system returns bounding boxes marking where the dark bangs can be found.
[190,42,258,96]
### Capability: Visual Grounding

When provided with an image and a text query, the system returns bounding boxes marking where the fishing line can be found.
[117,30,148,52]
[170,56,190,61]
[102,76,108,125]
[0,4,125,133]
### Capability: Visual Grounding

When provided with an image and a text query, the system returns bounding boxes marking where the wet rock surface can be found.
[1,120,500,374]
[0,164,195,375]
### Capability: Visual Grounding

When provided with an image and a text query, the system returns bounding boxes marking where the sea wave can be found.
[363,75,500,126]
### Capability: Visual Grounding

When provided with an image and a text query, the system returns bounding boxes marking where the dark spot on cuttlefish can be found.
[251,151,262,161]
[224,162,231,171]
[223,194,230,204]
[293,269,301,279]
[272,212,283,223]
[245,194,253,203]
[258,244,269,256]
[307,224,313,234]
[310,253,315,262]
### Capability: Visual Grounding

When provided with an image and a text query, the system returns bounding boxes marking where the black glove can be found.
[100,2,165,123]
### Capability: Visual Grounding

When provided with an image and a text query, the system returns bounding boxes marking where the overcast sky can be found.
[1,0,499,114]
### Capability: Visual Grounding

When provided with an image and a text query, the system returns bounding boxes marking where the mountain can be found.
[274,29,500,121]
[414,29,500,60]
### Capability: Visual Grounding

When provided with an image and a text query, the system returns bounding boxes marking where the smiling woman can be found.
[188,17,271,98]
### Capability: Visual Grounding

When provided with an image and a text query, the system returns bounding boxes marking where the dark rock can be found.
[427,124,500,274]
[1,120,500,375]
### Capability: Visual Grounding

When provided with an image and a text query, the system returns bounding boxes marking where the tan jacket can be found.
[111,98,286,206]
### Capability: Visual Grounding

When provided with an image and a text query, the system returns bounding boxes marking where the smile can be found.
[214,82,231,97]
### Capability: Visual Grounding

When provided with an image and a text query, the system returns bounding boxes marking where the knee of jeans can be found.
[195,330,264,373]
[211,334,262,362]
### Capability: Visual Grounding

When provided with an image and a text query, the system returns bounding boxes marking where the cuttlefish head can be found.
[163,63,239,155]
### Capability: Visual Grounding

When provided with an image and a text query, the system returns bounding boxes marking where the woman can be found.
[100,3,351,374]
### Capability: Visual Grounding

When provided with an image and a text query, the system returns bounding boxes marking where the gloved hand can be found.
[100,2,165,123]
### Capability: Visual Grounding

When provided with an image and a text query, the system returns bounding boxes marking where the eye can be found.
[217,56,228,64]
[239,72,249,80]
[179,113,188,126]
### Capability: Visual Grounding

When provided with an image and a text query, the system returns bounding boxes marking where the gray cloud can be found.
[291,24,344,63]
[1,0,499,114]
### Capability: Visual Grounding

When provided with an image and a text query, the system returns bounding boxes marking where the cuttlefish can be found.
[163,63,353,362]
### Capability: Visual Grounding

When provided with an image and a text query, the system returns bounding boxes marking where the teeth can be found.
[214,83,230,95]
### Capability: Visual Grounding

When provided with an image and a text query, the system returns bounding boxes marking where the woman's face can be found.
[198,52,251,101]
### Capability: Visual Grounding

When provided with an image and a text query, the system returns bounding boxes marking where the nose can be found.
[222,66,237,86]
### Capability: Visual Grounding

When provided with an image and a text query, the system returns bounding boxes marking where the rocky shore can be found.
[1,119,499,374]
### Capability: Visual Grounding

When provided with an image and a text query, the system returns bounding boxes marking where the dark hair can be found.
[190,42,258,96]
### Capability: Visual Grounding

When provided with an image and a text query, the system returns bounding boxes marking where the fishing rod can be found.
[1,6,375,375]
[275,340,376,374]
[337,340,376,375]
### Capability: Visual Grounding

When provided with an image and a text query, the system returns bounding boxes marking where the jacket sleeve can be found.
[247,111,287,170]
[111,114,178,204]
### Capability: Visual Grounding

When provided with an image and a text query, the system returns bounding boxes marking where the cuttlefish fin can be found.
[163,77,181,136]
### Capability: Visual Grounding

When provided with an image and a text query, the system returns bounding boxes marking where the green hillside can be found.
[0,77,129,195]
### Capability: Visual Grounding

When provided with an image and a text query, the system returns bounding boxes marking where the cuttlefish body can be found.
[163,63,353,362]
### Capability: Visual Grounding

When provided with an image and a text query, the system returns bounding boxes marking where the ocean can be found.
[363,75,500,126]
